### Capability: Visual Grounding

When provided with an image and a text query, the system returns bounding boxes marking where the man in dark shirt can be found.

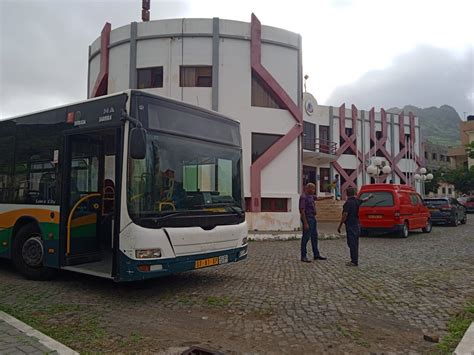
[337,187,372,266]
[299,183,332,262]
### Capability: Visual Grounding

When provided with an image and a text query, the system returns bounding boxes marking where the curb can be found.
[248,232,344,241]
[454,321,474,355]
[0,310,79,355]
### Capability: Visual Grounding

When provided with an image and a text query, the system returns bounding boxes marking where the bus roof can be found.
[1,90,240,125]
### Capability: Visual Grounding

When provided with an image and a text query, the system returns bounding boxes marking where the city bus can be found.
[0,90,248,282]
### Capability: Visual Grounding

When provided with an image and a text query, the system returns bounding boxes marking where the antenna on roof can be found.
[142,0,150,22]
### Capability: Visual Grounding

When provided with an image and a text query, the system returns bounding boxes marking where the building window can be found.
[251,133,283,163]
[179,66,212,87]
[432,153,437,160]
[261,198,288,212]
[448,188,452,195]
[442,187,446,194]
[251,74,283,109]
[424,151,428,159]
[440,154,445,162]
[303,122,316,151]
[137,67,163,89]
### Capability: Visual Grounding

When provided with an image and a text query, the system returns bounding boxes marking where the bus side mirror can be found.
[130,127,147,159]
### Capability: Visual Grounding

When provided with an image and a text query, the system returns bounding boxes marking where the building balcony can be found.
[303,138,338,166]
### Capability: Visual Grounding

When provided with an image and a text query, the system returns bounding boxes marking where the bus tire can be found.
[12,223,56,281]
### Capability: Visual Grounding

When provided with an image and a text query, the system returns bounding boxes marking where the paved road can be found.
[0,219,473,354]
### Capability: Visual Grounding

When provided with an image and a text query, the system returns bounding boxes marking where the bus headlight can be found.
[135,248,162,259]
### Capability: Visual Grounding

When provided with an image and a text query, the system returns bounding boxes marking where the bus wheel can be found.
[12,224,56,281]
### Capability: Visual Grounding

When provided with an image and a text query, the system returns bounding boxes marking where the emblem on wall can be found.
[305,100,314,116]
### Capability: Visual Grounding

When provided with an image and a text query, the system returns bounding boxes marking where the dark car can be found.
[424,197,467,226]
[460,196,474,213]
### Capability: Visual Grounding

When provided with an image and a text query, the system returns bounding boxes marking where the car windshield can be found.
[127,131,242,219]
[424,199,448,206]
[359,192,394,207]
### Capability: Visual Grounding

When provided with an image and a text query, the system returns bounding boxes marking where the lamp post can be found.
[414,168,433,197]
[366,157,392,183]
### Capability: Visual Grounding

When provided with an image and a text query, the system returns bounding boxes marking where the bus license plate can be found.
[368,214,383,219]
[195,255,229,269]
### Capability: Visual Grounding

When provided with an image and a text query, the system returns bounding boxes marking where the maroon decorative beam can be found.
[91,22,111,98]
[362,108,393,183]
[392,112,422,184]
[332,104,363,198]
[249,14,303,211]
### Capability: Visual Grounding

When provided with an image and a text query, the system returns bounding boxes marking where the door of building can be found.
[319,125,330,153]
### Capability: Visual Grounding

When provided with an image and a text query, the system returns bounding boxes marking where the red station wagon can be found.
[358,184,432,238]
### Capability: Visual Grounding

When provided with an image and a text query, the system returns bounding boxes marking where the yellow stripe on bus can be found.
[0,208,59,228]
[71,214,97,228]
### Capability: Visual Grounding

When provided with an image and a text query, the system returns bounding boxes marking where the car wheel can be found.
[422,219,432,233]
[461,214,467,224]
[450,216,458,226]
[12,224,56,281]
[400,222,409,238]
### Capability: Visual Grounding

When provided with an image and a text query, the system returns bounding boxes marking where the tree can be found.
[466,141,474,160]
[443,166,474,195]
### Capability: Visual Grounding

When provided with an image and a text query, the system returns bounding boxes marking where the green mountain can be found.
[387,105,461,146]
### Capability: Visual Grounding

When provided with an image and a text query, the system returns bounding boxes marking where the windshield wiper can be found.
[197,203,244,217]
[371,199,389,207]
[142,211,192,222]
[228,205,244,218]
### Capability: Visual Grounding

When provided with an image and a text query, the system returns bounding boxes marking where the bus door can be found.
[62,134,104,265]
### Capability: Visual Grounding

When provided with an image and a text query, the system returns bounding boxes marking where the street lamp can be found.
[414,168,433,197]
[367,157,392,183]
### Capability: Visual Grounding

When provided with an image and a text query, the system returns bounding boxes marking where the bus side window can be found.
[14,128,60,205]
[0,134,14,203]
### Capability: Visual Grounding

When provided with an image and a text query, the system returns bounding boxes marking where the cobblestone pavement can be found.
[0,219,473,354]
[0,319,57,355]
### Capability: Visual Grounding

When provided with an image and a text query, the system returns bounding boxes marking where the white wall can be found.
[107,43,130,94]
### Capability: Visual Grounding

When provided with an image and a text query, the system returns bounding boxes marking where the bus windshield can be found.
[127,131,242,222]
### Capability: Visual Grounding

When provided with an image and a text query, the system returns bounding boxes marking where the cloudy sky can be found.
[0,0,473,119]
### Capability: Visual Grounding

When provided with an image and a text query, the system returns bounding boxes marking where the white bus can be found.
[0,90,248,282]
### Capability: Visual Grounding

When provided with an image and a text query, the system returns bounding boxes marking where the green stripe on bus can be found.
[0,227,12,254]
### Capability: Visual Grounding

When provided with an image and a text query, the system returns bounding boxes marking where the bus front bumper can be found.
[117,245,248,282]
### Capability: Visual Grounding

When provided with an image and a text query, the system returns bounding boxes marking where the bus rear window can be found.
[359,192,394,207]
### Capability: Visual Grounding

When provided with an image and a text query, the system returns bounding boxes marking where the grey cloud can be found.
[326,46,474,117]
[0,0,189,118]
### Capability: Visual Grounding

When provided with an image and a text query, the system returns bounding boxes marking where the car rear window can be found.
[425,199,448,206]
[359,192,394,207]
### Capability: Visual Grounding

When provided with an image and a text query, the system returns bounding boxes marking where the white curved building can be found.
[87,15,424,232]
[88,15,304,231]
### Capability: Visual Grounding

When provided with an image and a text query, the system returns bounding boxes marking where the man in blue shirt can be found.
[299,183,332,262]
[337,187,372,266]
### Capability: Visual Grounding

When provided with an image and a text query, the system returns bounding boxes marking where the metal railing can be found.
[303,138,337,155]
